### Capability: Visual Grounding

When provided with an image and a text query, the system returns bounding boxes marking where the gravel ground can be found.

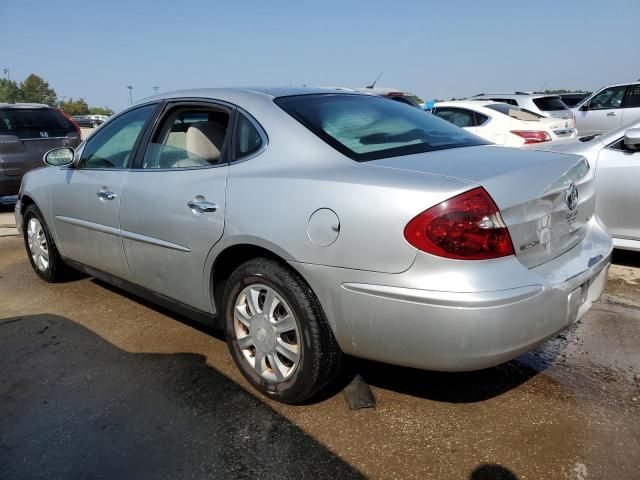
[1,202,639,480]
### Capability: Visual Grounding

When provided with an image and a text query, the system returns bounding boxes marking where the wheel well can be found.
[20,195,35,214]
[211,244,290,316]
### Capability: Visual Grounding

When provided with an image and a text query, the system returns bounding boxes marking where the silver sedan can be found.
[527,120,640,252]
[15,88,612,403]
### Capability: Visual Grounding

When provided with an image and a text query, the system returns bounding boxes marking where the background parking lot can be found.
[1,202,639,480]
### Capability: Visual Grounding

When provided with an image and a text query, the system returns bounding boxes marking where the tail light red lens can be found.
[510,130,551,144]
[58,108,81,136]
[404,187,514,260]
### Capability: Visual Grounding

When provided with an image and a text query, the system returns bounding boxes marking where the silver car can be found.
[572,82,640,136]
[15,88,612,403]
[527,120,640,251]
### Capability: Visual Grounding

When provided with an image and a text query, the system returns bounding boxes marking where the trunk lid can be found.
[369,145,595,268]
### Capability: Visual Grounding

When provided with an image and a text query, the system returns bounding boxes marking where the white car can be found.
[572,82,640,136]
[432,101,577,147]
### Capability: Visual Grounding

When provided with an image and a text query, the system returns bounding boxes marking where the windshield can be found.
[275,94,486,161]
[532,96,569,111]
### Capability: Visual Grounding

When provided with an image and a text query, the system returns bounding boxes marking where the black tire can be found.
[22,204,75,282]
[223,258,342,404]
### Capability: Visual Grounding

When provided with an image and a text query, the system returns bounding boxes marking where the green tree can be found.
[60,98,90,115]
[19,74,57,106]
[0,78,22,103]
[89,106,114,115]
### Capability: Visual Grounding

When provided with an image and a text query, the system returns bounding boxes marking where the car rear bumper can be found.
[292,217,612,371]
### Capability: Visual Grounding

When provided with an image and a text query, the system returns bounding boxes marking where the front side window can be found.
[235,113,264,160]
[624,84,640,108]
[589,86,627,110]
[78,104,155,169]
[275,94,486,162]
[142,107,229,169]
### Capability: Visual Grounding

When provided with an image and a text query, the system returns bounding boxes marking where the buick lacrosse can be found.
[15,88,612,403]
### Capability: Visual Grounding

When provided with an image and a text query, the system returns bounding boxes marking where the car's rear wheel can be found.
[223,258,341,404]
[23,205,74,282]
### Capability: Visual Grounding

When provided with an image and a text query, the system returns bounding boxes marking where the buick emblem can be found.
[565,184,578,211]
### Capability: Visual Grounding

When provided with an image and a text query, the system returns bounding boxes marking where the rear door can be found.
[0,107,79,177]
[51,103,157,280]
[594,137,640,241]
[575,85,626,135]
[119,101,233,311]
[620,84,640,127]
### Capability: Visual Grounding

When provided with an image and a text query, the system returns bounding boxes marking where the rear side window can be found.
[0,108,74,138]
[532,97,569,111]
[235,113,264,159]
[432,108,476,127]
[624,84,640,108]
[275,94,486,162]
[486,103,544,120]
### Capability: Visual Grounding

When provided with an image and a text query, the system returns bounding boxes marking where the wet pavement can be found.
[1,204,639,479]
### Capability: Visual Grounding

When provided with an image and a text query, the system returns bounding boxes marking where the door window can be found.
[623,84,640,108]
[588,86,627,110]
[78,104,155,169]
[432,108,477,127]
[142,107,229,169]
[234,113,264,160]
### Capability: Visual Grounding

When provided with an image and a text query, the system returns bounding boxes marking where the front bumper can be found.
[293,217,612,372]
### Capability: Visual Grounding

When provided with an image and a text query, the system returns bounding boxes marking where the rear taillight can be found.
[510,130,551,144]
[404,187,514,260]
[58,108,81,136]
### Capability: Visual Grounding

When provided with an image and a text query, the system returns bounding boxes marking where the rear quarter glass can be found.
[0,108,75,139]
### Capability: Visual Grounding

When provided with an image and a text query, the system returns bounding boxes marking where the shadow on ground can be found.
[0,315,363,480]
[612,248,640,268]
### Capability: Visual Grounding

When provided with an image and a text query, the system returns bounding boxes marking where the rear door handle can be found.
[97,191,116,200]
[606,112,617,117]
[187,200,217,213]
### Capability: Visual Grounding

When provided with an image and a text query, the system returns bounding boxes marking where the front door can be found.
[119,102,231,311]
[595,137,640,241]
[576,85,626,136]
[51,104,157,280]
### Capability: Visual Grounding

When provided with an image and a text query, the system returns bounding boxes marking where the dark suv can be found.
[0,103,81,197]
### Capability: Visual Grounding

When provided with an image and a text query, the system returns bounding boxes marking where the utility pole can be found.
[2,68,10,81]
[153,86,159,95]
[126,85,133,105]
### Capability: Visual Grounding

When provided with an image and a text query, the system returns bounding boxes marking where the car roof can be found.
[435,100,497,109]
[472,92,560,99]
[0,102,51,109]
[142,86,362,104]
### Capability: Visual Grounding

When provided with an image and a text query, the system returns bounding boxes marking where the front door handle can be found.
[187,200,217,213]
[606,112,617,117]
[97,190,116,200]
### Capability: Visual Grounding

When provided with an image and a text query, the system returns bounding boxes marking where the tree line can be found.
[0,73,113,116]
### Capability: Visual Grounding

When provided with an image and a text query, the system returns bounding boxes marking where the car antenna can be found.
[367,72,383,89]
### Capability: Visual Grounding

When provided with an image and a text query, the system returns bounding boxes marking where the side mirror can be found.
[43,147,75,167]
[623,128,640,150]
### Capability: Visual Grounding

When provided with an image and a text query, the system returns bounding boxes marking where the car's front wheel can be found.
[22,205,75,282]
[223,258,341,404]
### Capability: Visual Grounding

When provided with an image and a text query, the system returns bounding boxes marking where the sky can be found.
[2,0,639,112]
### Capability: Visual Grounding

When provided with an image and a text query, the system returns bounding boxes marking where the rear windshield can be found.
[485,103,544,121]
[275,94,486,161]
[0,108,74,139]
[532,96,569,111]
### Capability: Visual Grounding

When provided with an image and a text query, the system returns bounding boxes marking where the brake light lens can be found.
[510,130,551,144]
[57,108,81,136]
[404,187,514,260]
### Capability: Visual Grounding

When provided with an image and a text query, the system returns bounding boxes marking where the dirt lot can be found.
[1,203,639,480]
